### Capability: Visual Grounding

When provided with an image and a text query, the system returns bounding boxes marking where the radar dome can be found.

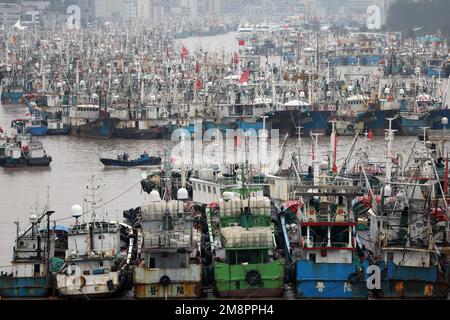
[384,185,392,197]
[222,192,235,201]
[71,205,82,218]
[177,188,189,200]
[29,214,38,223]
[149,190,161,202]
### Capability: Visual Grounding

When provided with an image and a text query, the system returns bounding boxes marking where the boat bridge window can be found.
[34,264,40,276]
[149,257,155,268]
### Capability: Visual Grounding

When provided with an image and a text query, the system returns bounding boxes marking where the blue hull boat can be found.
[296,260,369,299]
[1,91,24,104]
[0,274,52,298]
[371,261,449,299]
[27,126,48,136]
[100,154,161,167]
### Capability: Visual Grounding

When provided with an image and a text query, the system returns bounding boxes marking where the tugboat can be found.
[0,210,59,297]
[56,181,134,299]
[100,152,161,167]
[206,163,285,298]
[129,157,204,299]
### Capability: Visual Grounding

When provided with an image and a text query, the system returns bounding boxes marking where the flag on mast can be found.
[181,46,188,62]
[239,69,250,83]
[445,151,448,194]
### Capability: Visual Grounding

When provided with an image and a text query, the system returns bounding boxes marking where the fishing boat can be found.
[284,171,369,299]
[131,159,204,299]
[25,118,48,136]
[100,153,161,167]
[56,184,134,299]
[111,105,169,139]
[0,210,59,298]
[0,135,52,167]
[1,85,24,104]
[206,164,284,298]
[65,105,118,139]
[366,181,449,299]
[46,119,70,135]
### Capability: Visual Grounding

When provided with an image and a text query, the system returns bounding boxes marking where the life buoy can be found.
[159,275,171,287]
[74,276,86,288]
[245,270,262,286]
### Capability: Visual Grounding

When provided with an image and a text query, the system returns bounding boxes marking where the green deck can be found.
[213,260,285,297]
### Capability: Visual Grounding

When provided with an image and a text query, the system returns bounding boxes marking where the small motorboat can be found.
[100,152,161,167]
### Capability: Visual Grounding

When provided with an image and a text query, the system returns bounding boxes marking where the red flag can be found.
[238,39,245,46]
[445,151,448,194]
[332,132,338,174]
[181,46,188,62]
[195,79,201,92]
[239,69,250,83]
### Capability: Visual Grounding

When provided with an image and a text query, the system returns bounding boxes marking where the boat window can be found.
[83,270,90,275]
[208,186,211,193]
[149,257,155,268]
[202,185,206,192]
[34,264,40,275]
[99,262,103,267]
[213,187,217,194]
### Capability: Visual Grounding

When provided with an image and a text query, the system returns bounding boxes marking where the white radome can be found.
[149,190,161,202]
[71,205,83,218]
[177,188,189,200]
